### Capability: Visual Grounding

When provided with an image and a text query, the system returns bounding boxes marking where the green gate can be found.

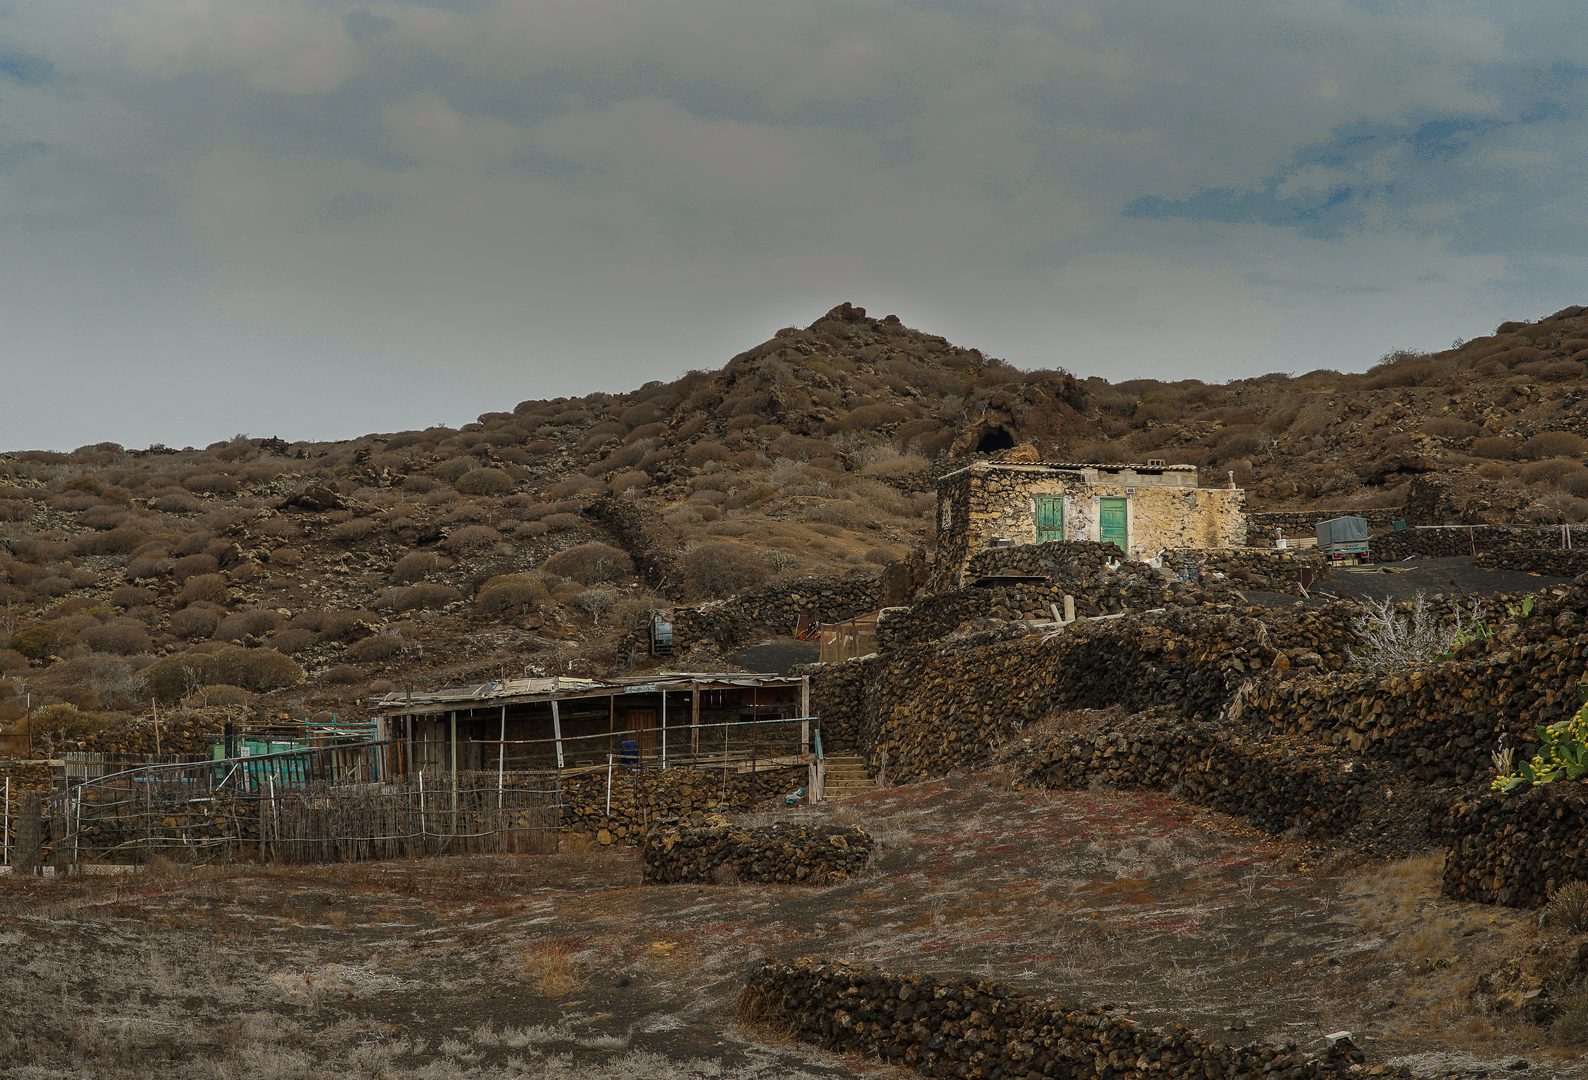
[1035,496,1065,543]
[1099,497,1128,553]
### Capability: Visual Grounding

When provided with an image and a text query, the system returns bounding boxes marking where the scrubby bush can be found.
[680,542,768,599]
[142,646,303,701]
[329,517,375,543]
[444,525,501,554]
[28,703,108,749]
[322,664,367,685]
[268,628,318,655]
[454,467,515,496]
[151,491,200,513]
[542,513,583,533]
[1520,431,1587,460]
[30,576,73,598]
[1519,458,1585,486]
[683,443,732,467]
[10,622,71,660]
[82,622,153,655]
[182,473,239,495]
[1471,436,1517,460]
[1423,417,1481,440]
[347,634,404,662]
[170,604,224,639]
[72,527,148,557]
[317,610,379,641]
[539,542,632,584]
[178,573,229,606]
[391,550,450,582]
[514,520,549,540]
[396,583,463,611]
[475,574,548,616]
[109,585,155,609]
[213,609,281,642]
[170,553,219,583]
[268,546,304,567]
[575,588,616,625]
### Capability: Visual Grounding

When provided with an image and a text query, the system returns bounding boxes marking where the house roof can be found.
[370,672,806,717]
[937,460,1199,481]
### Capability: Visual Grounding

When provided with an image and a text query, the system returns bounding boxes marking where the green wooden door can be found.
[1099,497,1128,554]
[1034,497,1064,543]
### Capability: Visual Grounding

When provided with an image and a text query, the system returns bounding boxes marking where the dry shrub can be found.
[1519,458,1585,486]
[28,703,108,747]
[609,469,650,495]
[182,473,239,495]
[269,546,304,567]
[178,573,230,606]
[151,491,200,513]
[684,442,732,467]
[1071,441,1129,464]
[432,457,477,483]
[109,585,154,609]
[30,576,72,598]
[476,574,548,616]
[268,628,317,655]
[444,524,501,554]
[213,609,281,642]
[514,520,549,539]
[1423,417,1481,440]
[347,634,404,662]
[1471,436,1517,460]
[142,645,303,701]
[170,552,219,583]
[72,527,148,557]
[0,649,27,674]
[680,542,768,599]
[322,664,367,685]
[170,604,223,639]
[454,467,515,496]
[521,939,587,996]
[542,513,584,533]
[540,542,632,584]
[1520,431,1587,460]
[807,500,873,529]
[396,583,462,611]
[1474,463,1511,481]
[329,518,375,543]
[1550,880,1588,933]
[391,550,450,582]
[81,621,152,655]
[318,609,378,641]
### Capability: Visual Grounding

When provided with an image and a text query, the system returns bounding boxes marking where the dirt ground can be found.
[2,772,1584,1079]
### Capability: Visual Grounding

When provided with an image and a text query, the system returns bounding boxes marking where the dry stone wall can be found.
[1246,509,1403,546]
[642,822,871,884]
[618,574,881,657]
[1366,525,1585,562]
[1240,634,1588,784]
[1477,548,1588,579]
[742,957,1383,1080]
[806,605,1360,784]
[561,764,806,847]
[1443,786,1588,908]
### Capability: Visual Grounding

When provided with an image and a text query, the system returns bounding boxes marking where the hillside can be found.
[2,300,1587,744]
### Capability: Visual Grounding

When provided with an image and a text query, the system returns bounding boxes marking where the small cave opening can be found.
[975,427,1015,453]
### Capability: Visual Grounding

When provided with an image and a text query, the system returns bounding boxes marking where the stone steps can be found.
[822,754,873,801]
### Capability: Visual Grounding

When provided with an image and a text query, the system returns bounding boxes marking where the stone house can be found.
[933,460,1246,586]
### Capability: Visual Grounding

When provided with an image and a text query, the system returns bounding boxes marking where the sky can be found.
[3,1,1586,452]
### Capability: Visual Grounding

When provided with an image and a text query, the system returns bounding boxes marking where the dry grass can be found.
[522,937,590,996]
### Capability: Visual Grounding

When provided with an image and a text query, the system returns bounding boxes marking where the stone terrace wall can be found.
[1477,548,1588,579]
[618,574,881,656]
[1247,509,1403,546]
[1240,635,1588,784]
[642,822,871,884]
[561,765,805,847]
[1367,525,1587,562]
[1014,713,1369,841]
[1443,786,1588,908]
[807,605,1359,783]
[742,958,1378,1080]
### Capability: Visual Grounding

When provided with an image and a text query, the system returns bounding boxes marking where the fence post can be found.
[3,776,8,866]
[51,794,69,876]
[497,705,506,810]
[15,791,41,876]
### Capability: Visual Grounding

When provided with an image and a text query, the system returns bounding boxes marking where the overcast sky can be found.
[3,2,1585,452]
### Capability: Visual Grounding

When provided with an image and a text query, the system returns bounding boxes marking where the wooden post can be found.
[691,682,701,756]
[16,791,41,876]
[51,794,68,876]
[449,711,458,824]
[660,691,667,770]
[497,705,506,809]
[2,776,8,866]
[800,676,811,756]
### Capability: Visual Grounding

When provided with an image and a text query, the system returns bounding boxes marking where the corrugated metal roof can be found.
[370,671,804,713]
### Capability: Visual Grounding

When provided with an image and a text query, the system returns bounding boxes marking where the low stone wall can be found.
[741,958,1379,1080]
[964,539,1134,579]
[642,822,871,884]
[1165,547,1325,595]
[1240,634,1588,784]
[807,605,1360,784]
[581,496,682,594]
[1247,509,1404,546]
[1477,548,1588,579]
[620,575,881,656]
[1013,713,1368,841]
[561,764,806,847]
[1366,525,1585,562]
[1442,786,1588,908]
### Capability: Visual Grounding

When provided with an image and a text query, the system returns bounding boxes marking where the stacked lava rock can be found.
[562,765,806,847]
[741,958,1387,1080]
[1477,548,1588,579]
[1442,784,1588,908]
[643,822,872,884]
[617,574,881,656]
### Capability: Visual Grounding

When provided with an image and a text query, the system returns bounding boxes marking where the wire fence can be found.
[4,715,823,871]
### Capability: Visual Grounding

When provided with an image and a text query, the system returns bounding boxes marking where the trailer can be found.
[1316,516,1369,563]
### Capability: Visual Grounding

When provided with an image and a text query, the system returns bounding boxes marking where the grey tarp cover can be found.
[1315,516,1369,547]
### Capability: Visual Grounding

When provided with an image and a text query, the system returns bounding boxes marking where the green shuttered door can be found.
[1035,497,1064,543]
[1099,497,1127,553]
